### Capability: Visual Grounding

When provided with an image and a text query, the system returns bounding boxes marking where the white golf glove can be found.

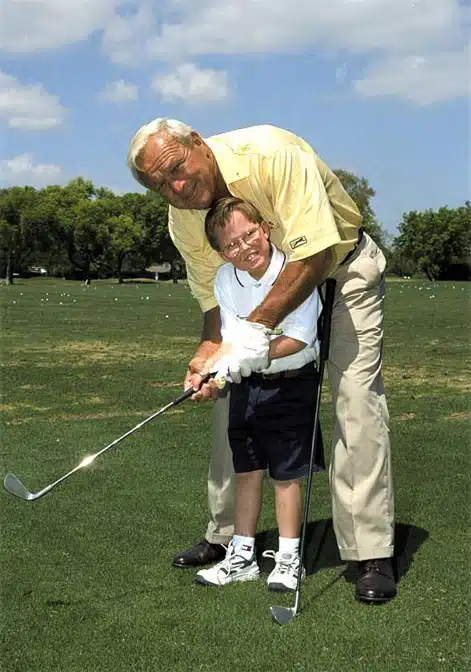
[226,319,274,383]
[211,321,282,386]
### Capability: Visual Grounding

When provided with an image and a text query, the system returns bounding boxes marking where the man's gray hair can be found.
[127,118,194,184]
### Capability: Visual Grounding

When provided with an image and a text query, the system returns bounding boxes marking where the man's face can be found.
[217,210,271,280]
[136,132,220,210]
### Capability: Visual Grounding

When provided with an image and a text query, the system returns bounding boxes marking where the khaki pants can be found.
[205,232,394,562]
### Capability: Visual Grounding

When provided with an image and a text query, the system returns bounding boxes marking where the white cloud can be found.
[0,0,119,53]
[353,43,471,105]
[151,63,230,103]
[98,80,138,103]
[3,1,464,60]
[142,0,468,107]
[0,154,63,186]
[143,1,470,106]
[1,1,468,106]
[101,3,157,65]
[0,72,65,131]
[144,0,464,58]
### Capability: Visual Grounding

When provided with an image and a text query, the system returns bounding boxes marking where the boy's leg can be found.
[196,381,263,587]
[274,479,301,538]
[195,470,263,587]
[264,478,305,592]
[235,470,263,537]
[253,372,322,593]
[232,470,263,562]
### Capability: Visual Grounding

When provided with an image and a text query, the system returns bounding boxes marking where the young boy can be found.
[195,197,324,592]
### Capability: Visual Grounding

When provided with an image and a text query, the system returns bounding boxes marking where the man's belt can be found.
[251,362,317,381]
[341,227,364,265]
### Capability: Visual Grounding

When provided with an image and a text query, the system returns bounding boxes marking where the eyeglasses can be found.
[220,224,262,258]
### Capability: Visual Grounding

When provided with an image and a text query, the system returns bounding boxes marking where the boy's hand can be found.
[211,355,233,389]
[226,319,275,382]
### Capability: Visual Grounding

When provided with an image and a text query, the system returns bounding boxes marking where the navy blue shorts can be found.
[228,364,325,481]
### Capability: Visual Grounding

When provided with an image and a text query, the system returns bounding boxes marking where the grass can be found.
[0,277,470,672]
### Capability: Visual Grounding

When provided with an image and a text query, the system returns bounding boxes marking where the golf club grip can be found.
[172,372,214,406]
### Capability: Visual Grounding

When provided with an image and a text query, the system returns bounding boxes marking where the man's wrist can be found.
[246,313,277,330]
[190,340,221,373]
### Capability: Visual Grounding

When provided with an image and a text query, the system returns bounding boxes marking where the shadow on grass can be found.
[256,519,429,586]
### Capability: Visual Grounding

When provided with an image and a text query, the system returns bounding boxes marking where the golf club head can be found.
[4,472,34,500]
[269,605,297,625]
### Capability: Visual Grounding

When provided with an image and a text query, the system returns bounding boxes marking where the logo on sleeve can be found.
[289,236,308,249]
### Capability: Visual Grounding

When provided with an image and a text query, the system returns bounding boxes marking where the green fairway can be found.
[1,277,470,672]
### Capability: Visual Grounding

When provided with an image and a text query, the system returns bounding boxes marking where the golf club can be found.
[4,374,213,502]
[270,278,336,625]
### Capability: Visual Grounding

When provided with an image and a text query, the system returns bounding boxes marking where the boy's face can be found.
[217,210,271,279]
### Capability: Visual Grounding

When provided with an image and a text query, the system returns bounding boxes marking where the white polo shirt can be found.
[214,245,321,375]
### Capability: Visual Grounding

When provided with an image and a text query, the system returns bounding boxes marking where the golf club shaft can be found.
[4,374,211,501]
[38,399,178,492]
[296,278,336,606]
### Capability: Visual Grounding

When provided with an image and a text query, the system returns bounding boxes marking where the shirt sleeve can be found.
[278,288,321,346]
[214,268,239,342]
[168,207,223,313]
[265,144,342,262]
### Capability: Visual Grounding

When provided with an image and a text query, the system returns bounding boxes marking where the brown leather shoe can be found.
[172,539,226,569]
[355,558,397,603]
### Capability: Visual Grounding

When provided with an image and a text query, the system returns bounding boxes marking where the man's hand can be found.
[184,342,233,401]
[184,355,219,401]
[184,307,224,401]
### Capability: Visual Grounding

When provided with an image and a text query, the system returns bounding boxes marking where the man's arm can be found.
[189,307,222,367]
[184,307,226,400]
[248,248,332,329]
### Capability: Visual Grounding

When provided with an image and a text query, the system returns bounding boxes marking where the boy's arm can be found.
[269,335,306,360]
[267,287,321,362]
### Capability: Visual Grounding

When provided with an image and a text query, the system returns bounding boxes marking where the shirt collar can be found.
[205,136,251,186]
[234,244,286,288]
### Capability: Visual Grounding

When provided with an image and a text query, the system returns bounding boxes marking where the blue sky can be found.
[1,0,469,236]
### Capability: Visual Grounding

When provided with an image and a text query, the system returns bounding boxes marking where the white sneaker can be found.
[195,542,260,586]
[263,550,306,592]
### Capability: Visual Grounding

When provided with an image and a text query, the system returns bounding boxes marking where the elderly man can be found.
[127,119,396,603]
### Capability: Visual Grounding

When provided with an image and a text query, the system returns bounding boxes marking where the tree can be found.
[98,214,145,282]
[23,186,67,275]
[0,219,15,284]
[71,199,111,279]
[0,186,38,283]
[393,203,471,280]
[139,191,177,263]
[119,190,181,269]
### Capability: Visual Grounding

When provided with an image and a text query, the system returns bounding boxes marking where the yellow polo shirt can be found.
[168,124,362,313]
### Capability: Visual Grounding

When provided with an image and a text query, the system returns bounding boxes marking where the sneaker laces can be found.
[262,550,298,576]
[215,542,249,576]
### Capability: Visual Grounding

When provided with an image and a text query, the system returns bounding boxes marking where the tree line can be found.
[1,173,469,283]
[0,178,178,284]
